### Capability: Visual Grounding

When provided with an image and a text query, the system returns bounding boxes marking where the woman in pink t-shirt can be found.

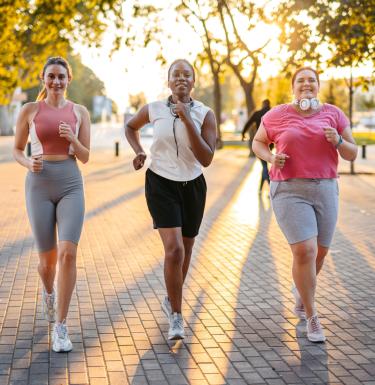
[253,67,357,343]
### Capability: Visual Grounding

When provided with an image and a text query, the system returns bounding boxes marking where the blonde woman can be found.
[13,57,90,352]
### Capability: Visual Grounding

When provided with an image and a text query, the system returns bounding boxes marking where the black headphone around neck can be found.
[167,95,194,117]
[166,96,194,157]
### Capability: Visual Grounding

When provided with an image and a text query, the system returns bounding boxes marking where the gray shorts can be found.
[25,158,85,252]
[270,178,339,247]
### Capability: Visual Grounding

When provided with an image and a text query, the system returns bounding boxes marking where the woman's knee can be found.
[165,244,184,265]
[58,248,77,266]
[38,260,56,272]
[38,250,57,271]
[292,242,317,264]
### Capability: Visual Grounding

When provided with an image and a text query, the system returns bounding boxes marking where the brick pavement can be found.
[0,142,374,385]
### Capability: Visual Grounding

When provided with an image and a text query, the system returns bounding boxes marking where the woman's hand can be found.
[29,155,43,173]
[174,101,192,123]
[59,121,76,142]
[323,127,340,146]
[271,153,289,169]
[133,152,147,170]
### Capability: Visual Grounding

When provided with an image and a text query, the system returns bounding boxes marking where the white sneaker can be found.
[291,285,306,320]
[161,296,172,322]
[42,287,56,322]
[52,321,73,352]
[307,314,326,342]
[168,313,185,340]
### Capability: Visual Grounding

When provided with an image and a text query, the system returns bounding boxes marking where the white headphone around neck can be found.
[293,98,319,111]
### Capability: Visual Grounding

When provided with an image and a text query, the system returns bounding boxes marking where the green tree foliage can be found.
[275,0,375,172]
[177,0,227,146]
[319,78,348,113]
[355,93,375,112]
[0,0,123,104]
[275,0,375,124]
[256,76,291,107]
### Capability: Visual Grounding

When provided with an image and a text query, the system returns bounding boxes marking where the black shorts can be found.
[145,168,207,238]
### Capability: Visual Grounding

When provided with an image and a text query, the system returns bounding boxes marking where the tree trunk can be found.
[212,71,223,149]
[243,83,256,156]
[0,105,13,136]
[244,83,255,116]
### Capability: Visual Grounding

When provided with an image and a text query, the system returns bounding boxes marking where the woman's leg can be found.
[38,248,57,293]
[316,244,329,275]
[56,241,77,322]
[25,175,58,293]
[182,237,195,283]
[291,237,318,319]
[158,228,185,313]
[39,247,58,322]
[54,166,84,323]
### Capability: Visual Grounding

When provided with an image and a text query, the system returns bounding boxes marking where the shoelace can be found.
[172,315,183,330]
[56,323,68,339]
[309,316,321,333]
[46,293,55,308]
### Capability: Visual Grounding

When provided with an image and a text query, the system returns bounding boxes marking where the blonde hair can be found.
[36,57,72,101]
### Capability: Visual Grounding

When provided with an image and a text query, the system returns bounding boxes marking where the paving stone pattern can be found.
[0,146,374,385]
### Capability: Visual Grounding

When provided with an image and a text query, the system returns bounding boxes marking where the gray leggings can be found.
[25,158,85,252]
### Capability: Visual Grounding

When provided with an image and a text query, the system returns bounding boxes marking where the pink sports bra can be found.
[29,100,79,156]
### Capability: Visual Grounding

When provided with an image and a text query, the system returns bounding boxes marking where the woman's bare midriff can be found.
[40,155,75,161]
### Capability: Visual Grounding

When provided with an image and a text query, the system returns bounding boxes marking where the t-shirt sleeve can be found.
[335,107,350,134]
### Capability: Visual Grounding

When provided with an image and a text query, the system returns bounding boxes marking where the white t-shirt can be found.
[148,99,210,181]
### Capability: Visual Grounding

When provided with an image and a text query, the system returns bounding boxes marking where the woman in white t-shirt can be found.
[125,59,217,340]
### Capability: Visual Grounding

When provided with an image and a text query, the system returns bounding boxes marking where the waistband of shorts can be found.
[147,168,203,184]
[274,178,337,184]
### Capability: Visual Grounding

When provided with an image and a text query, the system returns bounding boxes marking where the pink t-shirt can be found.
[262,103,349,180]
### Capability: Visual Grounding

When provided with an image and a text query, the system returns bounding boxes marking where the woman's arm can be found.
[64,105,90,164]
[175,102,217,167]
[13,103,42,172]
[252,122,289,169]
[125,105,150,170]
[323,126,357,161]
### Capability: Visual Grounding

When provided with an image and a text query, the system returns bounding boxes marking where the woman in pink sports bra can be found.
[253,67,357,343]
[13,57,90,352]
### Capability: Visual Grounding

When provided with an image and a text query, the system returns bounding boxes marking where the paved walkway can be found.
[0,141,374,385]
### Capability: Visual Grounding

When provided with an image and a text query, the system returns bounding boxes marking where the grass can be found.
[353,132,375,145]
